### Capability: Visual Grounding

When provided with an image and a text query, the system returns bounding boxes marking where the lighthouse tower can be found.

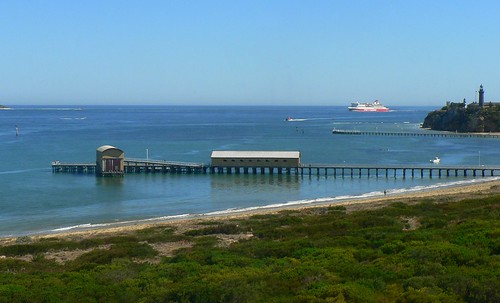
[478,84,485,107]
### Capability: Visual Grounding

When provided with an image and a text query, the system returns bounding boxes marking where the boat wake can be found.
[15,107,84,111]
[286,117,333,122]
[60,117,87,120]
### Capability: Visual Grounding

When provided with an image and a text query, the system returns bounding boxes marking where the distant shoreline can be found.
[2,178,499,245]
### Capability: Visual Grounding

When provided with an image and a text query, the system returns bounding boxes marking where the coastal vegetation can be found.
[422,102,500,132]
[0,192,499,302]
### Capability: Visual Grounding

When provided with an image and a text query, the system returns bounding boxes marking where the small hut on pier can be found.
[96,145,124,176]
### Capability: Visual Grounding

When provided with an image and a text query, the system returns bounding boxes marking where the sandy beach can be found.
[2,178,499,247]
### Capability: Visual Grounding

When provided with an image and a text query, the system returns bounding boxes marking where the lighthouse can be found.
[478,84,485,107]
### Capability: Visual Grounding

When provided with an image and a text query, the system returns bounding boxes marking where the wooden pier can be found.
[123,158,206,174]
[52,159,206,174]
[298,164,500,178]
[332,129,500,138]
[52,160,500,179]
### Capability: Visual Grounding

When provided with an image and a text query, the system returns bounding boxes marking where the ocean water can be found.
[1,105,499,237]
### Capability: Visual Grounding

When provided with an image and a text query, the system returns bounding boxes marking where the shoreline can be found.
[2,178,499,245]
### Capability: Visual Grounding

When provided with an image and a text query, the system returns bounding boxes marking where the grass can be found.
[0,193,498,302]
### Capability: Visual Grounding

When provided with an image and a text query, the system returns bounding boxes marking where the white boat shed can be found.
[211,151,301,168]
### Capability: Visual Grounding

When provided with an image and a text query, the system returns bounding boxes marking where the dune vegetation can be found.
[0,192,499,302]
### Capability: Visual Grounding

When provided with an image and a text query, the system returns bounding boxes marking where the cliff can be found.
[422,102,500,133]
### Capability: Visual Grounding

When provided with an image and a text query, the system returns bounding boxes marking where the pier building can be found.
[210,151,301,174]
[96,145,125,176]
[210,151,300,168]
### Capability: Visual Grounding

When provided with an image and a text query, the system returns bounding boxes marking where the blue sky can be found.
[1,0,499,106]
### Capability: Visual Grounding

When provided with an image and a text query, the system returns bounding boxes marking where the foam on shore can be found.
[38,176,499,236]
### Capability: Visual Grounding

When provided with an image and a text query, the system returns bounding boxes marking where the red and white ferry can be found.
[348,100,389,112]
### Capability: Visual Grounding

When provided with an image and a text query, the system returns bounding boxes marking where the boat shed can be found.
[211,151,301,168]
[96,145,125,176]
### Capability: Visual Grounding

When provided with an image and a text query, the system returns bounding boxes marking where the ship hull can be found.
[348,107,389,112]
[348,100,389,112]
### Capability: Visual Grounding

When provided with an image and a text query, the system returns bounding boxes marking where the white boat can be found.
[430,157,440,164]
[285,117,306,122]
[348,100,389,112]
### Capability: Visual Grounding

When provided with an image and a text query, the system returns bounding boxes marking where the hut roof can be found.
[96,145,123,153]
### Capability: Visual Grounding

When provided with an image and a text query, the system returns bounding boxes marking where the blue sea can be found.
[1,105,499,237]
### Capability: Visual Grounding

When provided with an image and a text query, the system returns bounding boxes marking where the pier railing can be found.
[52,159,500,178]
[124,158,205,167]
[299,163,500,178]
[332,129,500,138]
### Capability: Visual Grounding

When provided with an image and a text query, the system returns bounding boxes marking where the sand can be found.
[0,179,498,264]
[1,178,498,247]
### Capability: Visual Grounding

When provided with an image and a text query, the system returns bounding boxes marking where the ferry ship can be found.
[348,100,389,112]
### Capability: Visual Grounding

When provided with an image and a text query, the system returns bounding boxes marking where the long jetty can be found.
[52,159,500,179]
[52,158,207,174]
[332,129,500,138]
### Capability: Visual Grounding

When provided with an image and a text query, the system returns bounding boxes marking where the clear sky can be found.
[1,0,499,106]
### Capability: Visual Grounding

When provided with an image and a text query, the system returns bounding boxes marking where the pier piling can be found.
[52,159,500,179]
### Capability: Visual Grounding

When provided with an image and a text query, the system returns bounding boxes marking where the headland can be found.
[422,85,500,132]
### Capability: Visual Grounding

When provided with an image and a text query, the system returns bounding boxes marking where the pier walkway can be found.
[332,129,500,138]
[52,158,206,174]
[52,159,500,179]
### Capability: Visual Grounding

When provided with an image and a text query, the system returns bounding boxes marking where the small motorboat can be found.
[285,117,306,122]
[430,157,440,164]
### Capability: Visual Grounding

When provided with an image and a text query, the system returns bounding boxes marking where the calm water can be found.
[1,106,498,236]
